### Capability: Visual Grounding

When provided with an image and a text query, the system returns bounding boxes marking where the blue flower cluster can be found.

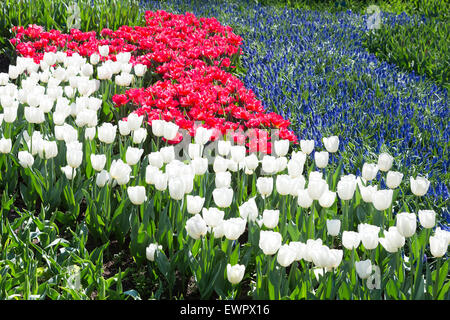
[143,1,449,211]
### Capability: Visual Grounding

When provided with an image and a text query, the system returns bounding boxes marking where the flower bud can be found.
[300,139,314,155]
[396,212,416,238]
[342,231,361,250]
[127,186,147,205]
[146,243,162,262]
[314,151,329,169]
[259,230,282,255]
[187,195,205,215]
[323,136,339,153]
[202,207,224,227]
[410,176,430,196]
[418,210,436,229]
[326,219,341,236]
[355,260,372,279]
[377,152,393,172]
[212,187,233,208]
[185,214,207,240]
[226,264,245,285]
[362,163,379,181]
[386,171,403,189]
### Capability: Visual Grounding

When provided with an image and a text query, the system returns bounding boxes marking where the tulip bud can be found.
[187,195,205,215]
[256,177,273,198]
[259,230,282,255]
[154,171,168,191]
[289,176,306,196]
[188,143,202,160]
[127,186,147,205]
[226,263,245,285]
[124,147,143,166]
[262,209,279,229]
[168,177,185,200]
[396,212,416,238]
[61,165,76,180]
[377,152,393,172]
[326,219,341,236]
[337,174,356,200]
[276,175,291,196]
[239,197,259,222]
[362,163,379,181]
[277,244,297,267]
[261,155,277,175]
[314,151,329,169]
[109,159,131,185]
[429,235,448,258]
[223,217,246,240]
[218,140,231,157]
[151,119,165,137]
[297,189,313,208]
[90,154,106,172]
[300,139,314,155]
[0,138,12,153]
[132,127,147,144]
[358,223,380,250]
[215,171,231,188]
[379,226,405,253]
[127,113,143,131]
[160,146,175,163]
[274,139,289,157]
[275,156,287,173]
[318,190,336,208]
[18,150,34,168]
[323,136,339,153]
[372,189,393,211]
[191,157,208,175]
[410,176,430,196]
[118,120,131,136]
[194,127,213,145]
[213,156,229,173]
[185,214,207,240]
[386,171,403,189]
[244,154,259,171]
[212,187,233,208]
[355,260,372,279]
[99,45,109,57]
[202,207,224,227]
[230,145,246,163]
[307,176,328,201]
[163,122,179,141]
[418,210,436,229]
[90,53,100,65]
[303,239,323,263]
[134,64,147,77]
[287,158,304,178]
[66,148,83,169]
[98,123,117,144]
[342,231,361,250]
[145,243,162,262]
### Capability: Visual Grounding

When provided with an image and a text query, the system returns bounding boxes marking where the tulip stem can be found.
[408,237,415,300]
[433,258,441,299]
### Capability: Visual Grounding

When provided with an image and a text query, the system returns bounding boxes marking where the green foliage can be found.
[0,0,143,57]
[363,18,449,90]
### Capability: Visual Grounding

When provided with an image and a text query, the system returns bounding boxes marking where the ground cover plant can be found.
[0,0,448,300]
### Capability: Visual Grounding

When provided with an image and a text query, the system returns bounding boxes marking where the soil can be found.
[0,53,10,73]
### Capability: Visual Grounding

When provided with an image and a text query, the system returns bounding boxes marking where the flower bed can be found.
[0,6,448,300]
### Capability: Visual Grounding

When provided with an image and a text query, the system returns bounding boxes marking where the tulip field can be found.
[0,0,448,301]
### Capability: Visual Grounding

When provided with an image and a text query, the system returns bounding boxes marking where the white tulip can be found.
[226,264,245,285]
[262,209,279,229]
[342,231,361,250]
[127,186,147,205]
[418,210,436,229]
[212,187,233,208]
[300,139,314,154]
[185,214,207,240]
[396,212,417,238]
[323,136,339,153]
[326,219,341,236]
[146,243,162,262]
[362,163,379,181]
[277,244,297,267]
[186,195,205,215]
[202,207,225,227]
[259,230,282,255]
[410,176,430,196]
[386,171,403,189]
[355,260,372,279]
[90,154,106,172]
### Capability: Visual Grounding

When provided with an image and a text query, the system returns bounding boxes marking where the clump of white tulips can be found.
[0,51,447,301]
